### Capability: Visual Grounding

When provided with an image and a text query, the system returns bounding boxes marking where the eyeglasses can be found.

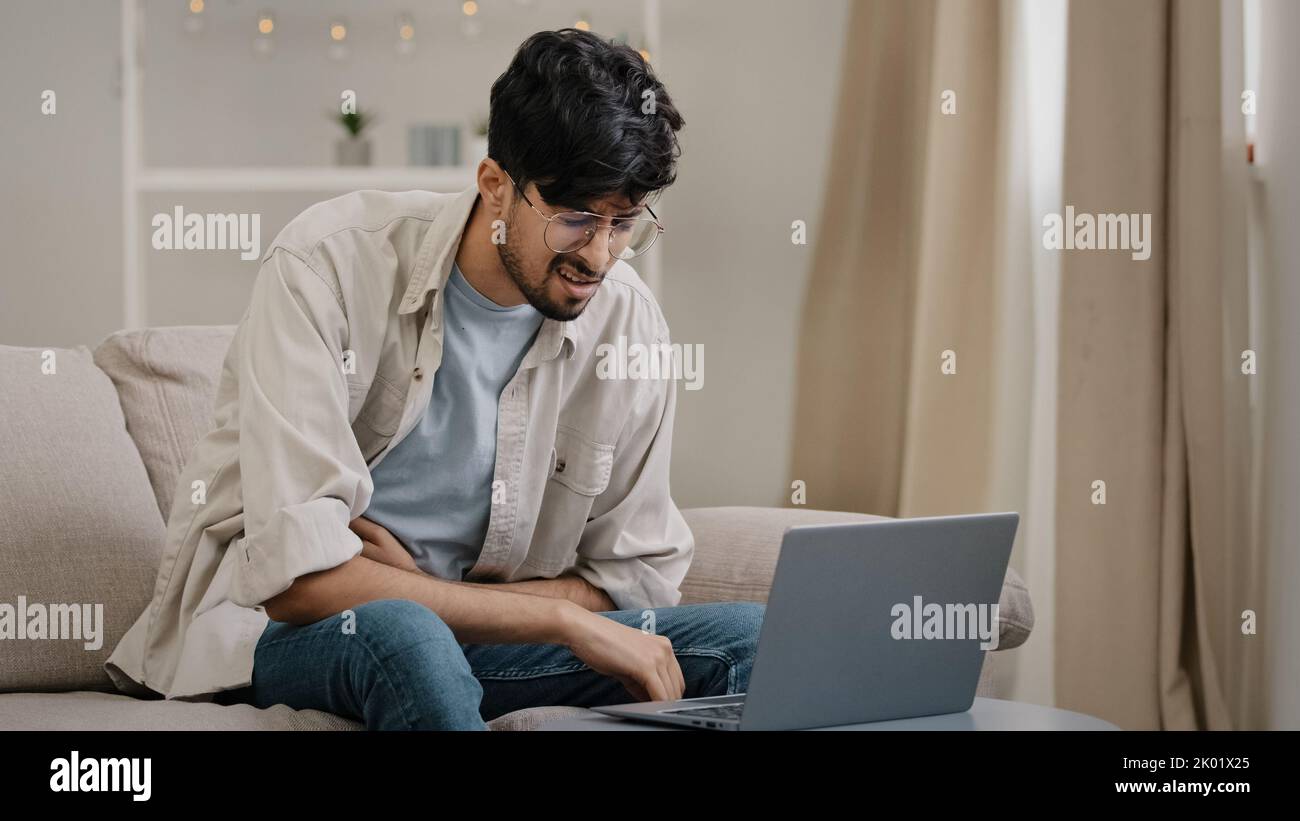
[503,170,664,260]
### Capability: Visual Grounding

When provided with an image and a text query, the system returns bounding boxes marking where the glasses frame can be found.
[502,170,664,260]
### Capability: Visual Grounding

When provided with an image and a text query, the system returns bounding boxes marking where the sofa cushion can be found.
[93,326,237,520]
[0,345,166,692]
[0,691,360,730]
[0,691,595,730]
[487,705,599,731]
[679,506,1034,650]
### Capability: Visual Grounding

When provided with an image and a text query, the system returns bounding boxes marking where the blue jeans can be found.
[214,598,765,730]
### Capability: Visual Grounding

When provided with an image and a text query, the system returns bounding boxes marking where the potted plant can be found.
[333,107,376,166]
[466,114,489,164]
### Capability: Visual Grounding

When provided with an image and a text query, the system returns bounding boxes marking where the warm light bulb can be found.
[575,20,590,31]
[331,23,347,41]
[258,16,274,35]
[400,24,414,40]
[463,1,478,16]
[189,0,204,13]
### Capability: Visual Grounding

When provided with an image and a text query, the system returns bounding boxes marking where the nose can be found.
[574,225,614,274]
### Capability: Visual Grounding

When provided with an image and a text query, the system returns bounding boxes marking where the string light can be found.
[397,12,416,57]
[184,0,205,34]
[328,18,350,60]
[254,11,275,57]
[461,2,483,38]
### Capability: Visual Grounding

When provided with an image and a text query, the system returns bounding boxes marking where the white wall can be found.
[660,0,849,508]
[0,0,848,511]
[0,0,123,348]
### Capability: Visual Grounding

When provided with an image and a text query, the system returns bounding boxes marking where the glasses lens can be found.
[610,218,660,260]
[546,213,593,253]
[546,213,660,259]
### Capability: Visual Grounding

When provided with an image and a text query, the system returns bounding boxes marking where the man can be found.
[105,28,764,730]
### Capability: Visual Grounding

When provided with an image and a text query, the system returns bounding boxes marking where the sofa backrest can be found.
[0,344,165,692]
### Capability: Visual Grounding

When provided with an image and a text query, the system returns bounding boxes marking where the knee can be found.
[683,601,765,663]
[678,602,765,698]
[728,602,764,659]
[351,597,445,634]
[348,599,485,730]
[348,598,462,659]
[714,601,765,656]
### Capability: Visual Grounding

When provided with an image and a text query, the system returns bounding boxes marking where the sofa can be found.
[0,326,1033,730]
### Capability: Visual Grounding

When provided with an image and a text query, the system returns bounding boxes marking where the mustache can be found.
[553,260,603,281]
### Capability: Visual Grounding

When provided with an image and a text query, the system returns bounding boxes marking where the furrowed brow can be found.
[559,200,646,218]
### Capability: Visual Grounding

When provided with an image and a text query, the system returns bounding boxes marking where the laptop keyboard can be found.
[661,702,745,721]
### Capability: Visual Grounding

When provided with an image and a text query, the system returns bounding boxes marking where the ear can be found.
[476,158,514,215]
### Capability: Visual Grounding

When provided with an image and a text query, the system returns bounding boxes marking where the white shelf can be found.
[121,0,663,326]
[138,166,477,193]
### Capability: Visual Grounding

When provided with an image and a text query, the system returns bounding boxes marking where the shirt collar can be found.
[400,183,576,362]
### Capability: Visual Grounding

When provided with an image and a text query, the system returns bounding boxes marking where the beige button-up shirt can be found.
[105,184,694,700]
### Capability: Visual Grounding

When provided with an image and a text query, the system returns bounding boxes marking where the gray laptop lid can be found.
[739,513,1018,730]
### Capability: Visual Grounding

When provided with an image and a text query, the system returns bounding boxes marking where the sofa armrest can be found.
[678,506,1034,651]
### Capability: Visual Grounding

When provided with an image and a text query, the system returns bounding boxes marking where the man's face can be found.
[497,183,641,322]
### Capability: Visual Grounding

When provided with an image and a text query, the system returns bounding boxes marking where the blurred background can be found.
[1,0,1296,729]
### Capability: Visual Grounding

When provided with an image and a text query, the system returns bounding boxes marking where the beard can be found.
[496,218,601,322]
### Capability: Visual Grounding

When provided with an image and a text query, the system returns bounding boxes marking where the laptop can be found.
[592,512,1019,730]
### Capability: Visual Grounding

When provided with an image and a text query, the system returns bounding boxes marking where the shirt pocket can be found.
[350,377,406,462]
[548,426,614,497]
[525,427,615,575]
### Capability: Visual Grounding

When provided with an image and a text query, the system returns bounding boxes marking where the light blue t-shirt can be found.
[363,262,544,580]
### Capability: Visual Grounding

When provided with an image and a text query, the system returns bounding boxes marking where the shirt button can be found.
[413,367,424,381]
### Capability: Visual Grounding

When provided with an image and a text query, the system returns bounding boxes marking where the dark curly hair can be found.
[488,28,685,212]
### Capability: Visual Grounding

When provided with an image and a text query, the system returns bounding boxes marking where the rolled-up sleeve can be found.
[570,337,694,611]
[227,246,373,609]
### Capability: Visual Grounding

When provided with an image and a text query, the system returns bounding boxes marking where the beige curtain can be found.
[791,0,1005,519]
[792,0,1265,728]
[1055,0,1261,730]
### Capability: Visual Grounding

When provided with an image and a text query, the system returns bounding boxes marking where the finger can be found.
[617,676,648,702]
[667,654,686,700]
[655,664,679,702]
[655,637,685,699]
[358,517,405,553]
[360,540,397,566]
[640,668,670,702]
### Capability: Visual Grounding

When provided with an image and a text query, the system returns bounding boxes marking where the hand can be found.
[349,516,421,574]
[561,608,686,702]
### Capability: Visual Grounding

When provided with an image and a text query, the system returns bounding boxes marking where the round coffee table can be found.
[540,697,1119,730]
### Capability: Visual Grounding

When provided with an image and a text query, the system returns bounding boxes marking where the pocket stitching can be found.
[549,427,613,496]
[357,380,406,436]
